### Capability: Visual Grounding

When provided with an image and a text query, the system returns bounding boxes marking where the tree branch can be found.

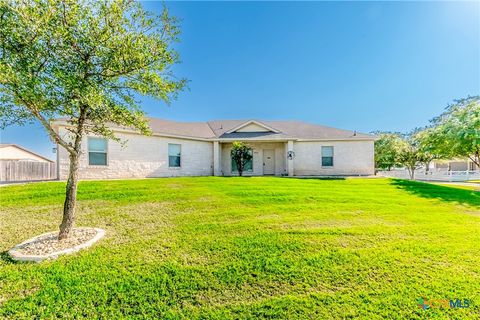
[34,111,75,155]
[10,86,73,153]
[468,154,480,167]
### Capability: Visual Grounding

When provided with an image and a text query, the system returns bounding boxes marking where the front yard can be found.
[0,177,479,319]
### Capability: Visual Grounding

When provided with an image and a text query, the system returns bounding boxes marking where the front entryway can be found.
[263,149,275,175]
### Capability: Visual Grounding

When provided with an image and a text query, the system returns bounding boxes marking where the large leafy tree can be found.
[428,96,480,167]
[230,141,253,177]
[0,0,186,239]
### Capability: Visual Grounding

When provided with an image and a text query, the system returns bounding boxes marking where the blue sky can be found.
[1,1,478,160]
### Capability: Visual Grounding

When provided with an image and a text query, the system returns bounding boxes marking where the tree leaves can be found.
[374,96,480,176]
[0,0,186,151]
[373,132,403,170]
[428,96,480,166]
[231,142,253,177]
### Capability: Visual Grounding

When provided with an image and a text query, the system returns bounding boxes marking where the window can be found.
[321,146,334,167]
[88,137,107,166]
[168,144,181,167]
[231,149,253,173]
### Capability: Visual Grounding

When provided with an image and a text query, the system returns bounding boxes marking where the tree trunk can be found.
[238,160,243,176]
[58,152,80,240]
[469,152,480,168]
[58,106,86,240]
[424,161,430,174]
[409,167,415,180]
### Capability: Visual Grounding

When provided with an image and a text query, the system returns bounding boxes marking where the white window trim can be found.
[321,146,334,168]
[87,137,108,167]
[168,143,182,168]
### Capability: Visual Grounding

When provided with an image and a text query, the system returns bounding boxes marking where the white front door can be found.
[263,149,275,175]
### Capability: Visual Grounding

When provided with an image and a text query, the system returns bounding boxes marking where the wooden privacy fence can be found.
[0,161,57,182]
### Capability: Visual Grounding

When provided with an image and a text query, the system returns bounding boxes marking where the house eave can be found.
[52,120,376,143]
[52,120,214,142]
[0,144,55,163]
[295,137,376,142]
[214,137,375,142]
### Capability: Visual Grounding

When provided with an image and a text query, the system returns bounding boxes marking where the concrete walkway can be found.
[428,181,480,190]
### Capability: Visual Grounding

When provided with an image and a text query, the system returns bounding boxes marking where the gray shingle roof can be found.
[151,118,373,140]
[148,118,215,139]
[206,120,373,140]
[53,117,374,140]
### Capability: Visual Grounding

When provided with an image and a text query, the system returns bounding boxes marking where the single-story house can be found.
[0,144,54,163]
[52,118,375,180]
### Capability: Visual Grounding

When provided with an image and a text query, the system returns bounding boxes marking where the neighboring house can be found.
[0,144,54,163]
[430,158,479,171]
[0,144,56,182]
[52,118,376,180]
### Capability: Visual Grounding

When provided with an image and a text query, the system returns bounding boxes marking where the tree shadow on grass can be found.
[0,251,19,264]
[391,179,480,208]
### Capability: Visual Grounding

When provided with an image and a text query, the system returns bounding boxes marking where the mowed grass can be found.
[0,177,479,319]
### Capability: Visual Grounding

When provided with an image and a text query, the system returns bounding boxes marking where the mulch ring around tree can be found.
[8,227,105,262]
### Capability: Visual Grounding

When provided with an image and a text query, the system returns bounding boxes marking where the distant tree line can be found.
[374,96,480,179]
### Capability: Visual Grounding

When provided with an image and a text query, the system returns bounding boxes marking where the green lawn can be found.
[0,178,479,319]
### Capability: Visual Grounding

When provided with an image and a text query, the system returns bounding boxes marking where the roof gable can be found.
[225,120,280,134]
[0,144,54,162]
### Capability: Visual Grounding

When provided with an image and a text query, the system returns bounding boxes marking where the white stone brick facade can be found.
[55,120,375,180]
[57,127,213,180]
[292,140,375,176]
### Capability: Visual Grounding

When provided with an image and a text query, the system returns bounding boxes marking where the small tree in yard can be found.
[0,0,185,239]
[412,128,444,173]
[374,130,437,179]
[396,132,434,180]
[373,132,403,171]
[230,141,253,177]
